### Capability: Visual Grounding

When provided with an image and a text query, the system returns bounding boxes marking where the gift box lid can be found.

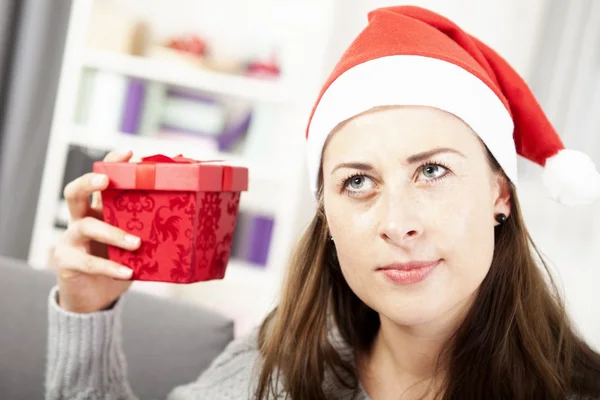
[93,154,248,192]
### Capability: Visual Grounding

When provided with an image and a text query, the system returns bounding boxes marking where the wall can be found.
[326,0,548,79]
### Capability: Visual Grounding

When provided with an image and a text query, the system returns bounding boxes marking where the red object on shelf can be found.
[166,34,207,56]
[93,154,248,284]
[245,60,281,78]
[245,51,281,78]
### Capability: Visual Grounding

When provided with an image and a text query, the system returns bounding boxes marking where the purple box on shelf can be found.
[231,211,274,267]
[166,88,218,103]
[217,111,252,151]
[120,78,146,134]
[246,214,274,266]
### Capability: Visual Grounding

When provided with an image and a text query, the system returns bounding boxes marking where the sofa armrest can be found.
[0,255,234,400]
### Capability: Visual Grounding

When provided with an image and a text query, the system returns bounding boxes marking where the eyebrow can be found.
[331,147,466,174]
[406,147,466,164]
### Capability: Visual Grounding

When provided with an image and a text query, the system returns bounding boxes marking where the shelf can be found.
[27,0,340,340]
[225,259,279,288]
[81,50,297,104]
[29,226,65,269]
[67,125,283,187]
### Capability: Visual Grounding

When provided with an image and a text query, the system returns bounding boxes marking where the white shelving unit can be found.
[82,49,301,104]
[28,0,338,337]
[67,125,285,185]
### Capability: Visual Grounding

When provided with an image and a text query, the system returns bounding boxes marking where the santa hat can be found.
[305,6,600,206]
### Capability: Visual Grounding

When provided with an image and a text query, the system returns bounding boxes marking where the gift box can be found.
[93,154,248,283]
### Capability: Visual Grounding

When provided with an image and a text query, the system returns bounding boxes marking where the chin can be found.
[379,290,476,333]
[383,305,443,327]
[375,290,451,327]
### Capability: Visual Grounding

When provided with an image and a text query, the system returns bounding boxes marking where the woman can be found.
[46,5,600,400]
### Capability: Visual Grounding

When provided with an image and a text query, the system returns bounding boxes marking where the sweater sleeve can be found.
[166,328,267,400]
[45,286,138,400]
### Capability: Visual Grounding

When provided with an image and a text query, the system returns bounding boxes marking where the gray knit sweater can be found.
[45,286,369,400]
[45,286,594,400]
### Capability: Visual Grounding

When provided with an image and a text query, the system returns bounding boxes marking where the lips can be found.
[377,260,441,271]
[377,259,441,285]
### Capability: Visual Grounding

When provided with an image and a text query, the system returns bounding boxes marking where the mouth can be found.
[377,259,441,285]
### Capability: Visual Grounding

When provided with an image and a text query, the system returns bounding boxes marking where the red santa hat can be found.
[305,5,600,206]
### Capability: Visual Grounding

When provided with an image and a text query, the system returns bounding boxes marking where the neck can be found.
[378,318,449,377]
[358,297,473,399]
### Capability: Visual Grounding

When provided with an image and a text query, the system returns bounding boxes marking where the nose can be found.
[377,191,423,247]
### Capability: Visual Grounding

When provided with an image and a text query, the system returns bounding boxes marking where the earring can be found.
[495,213,508,224]
[329,236,340,267]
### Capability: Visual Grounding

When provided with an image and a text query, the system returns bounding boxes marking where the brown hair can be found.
[255,149,600,400]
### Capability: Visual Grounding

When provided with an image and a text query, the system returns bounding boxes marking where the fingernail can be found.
[92,174,107,187]
[124,234,140,246]
[118,267,133,277]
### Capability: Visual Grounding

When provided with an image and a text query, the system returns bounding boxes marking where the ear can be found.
[493,173,511,226]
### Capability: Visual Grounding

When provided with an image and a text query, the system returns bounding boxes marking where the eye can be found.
[348,175,367,189]
[417,163,449,181]
[342,174,375,196]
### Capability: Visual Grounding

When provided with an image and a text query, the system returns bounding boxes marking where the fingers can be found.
[56,149,138,280]
[90,191,103,215]
[92,150,134,212]
[64,173,109,221]
[53,245,133,279]
[65,216,141,250]
[103,149,132,163]
[64,149,133,221]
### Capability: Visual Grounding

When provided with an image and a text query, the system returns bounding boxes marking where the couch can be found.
[0,255,235,400]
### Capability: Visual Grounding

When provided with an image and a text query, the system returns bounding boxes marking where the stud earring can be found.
[329,236,334,242]
[495,213,508,224]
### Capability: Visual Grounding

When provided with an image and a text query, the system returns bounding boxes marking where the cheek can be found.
[325,198,375,291]
[431,178,496,284]
[325,190,374,245]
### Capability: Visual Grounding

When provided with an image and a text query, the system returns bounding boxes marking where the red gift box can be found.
[92,154,248,283]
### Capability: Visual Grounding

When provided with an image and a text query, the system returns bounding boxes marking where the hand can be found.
[52,150,140,313]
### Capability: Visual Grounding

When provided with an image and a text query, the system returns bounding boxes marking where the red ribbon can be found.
[140,154,198,164]
[135,163,156,190]
[135,154,195,190]
[222,166,233,191]
[134,154,233,191]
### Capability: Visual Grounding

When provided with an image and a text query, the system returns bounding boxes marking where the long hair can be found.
[255,150,600,400]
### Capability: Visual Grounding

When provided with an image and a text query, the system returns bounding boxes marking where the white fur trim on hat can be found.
[306,55,515,197]
[542,149,600,206]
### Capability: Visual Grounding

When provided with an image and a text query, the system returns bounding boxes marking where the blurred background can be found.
[0,0,598,346]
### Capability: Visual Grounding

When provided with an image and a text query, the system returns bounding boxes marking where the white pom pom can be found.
[542,149,600,206]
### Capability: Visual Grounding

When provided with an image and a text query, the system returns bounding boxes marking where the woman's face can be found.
[322,106,510,329]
